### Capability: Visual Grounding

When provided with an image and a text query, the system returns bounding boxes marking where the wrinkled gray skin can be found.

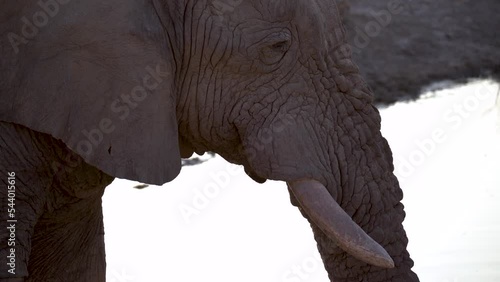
[0,0,419,281]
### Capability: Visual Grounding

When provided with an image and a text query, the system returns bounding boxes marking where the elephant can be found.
[0,0,419,281]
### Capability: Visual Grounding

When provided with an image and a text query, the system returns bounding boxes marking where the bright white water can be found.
[103,79,500,282]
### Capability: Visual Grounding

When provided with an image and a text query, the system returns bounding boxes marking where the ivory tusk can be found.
[288,179,395,268]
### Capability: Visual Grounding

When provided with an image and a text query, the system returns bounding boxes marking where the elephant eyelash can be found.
[271,41,290,52]
[259,39,291,65]
[260,40,290,57]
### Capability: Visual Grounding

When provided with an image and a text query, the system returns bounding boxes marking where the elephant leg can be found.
[0,122,53,280]
[0,122,113,281]
[28,186,109,282]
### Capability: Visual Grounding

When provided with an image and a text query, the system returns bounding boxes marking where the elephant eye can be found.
[259,31,292,65]
[271,41,289,52]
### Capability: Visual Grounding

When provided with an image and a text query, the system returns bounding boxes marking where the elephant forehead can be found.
[210,0,340,34]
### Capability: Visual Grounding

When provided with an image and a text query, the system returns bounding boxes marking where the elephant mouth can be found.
[287,179,395,269]
[244,165,267,183]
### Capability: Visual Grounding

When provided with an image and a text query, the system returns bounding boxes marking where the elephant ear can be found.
[0,1,181,185]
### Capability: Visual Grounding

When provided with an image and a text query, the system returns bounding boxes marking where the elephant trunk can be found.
[288,133,419,281]
[239,107,419,280]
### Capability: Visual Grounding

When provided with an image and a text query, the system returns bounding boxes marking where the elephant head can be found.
[0,0,419,281]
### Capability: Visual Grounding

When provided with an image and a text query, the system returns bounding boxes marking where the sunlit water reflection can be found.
[103,79,500,282]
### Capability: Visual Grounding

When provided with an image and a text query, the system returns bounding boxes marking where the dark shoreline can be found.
[341,0,500,104]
